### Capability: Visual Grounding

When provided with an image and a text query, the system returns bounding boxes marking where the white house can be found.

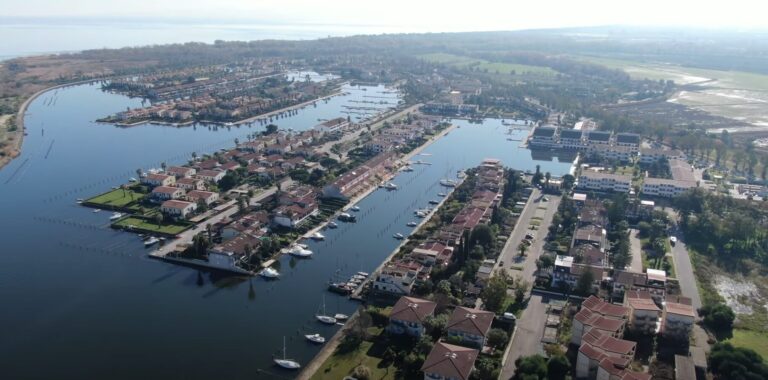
[151,186,185,201]
[578,172,632,193]
[160,200,197,219]
[642,178,696,198]
[197,169,227,183]
[186,190,219,205]
[143,173,176,187]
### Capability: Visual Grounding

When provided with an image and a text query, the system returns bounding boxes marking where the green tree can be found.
[547,355,570,380]
[470,224,493,249]
[487,328,509,349]
[265,123,278,134]
[481,276,508,313]
[513,355,548,380]
[709,342,768,379]
[700,303,735,332]
[574,270,595,296]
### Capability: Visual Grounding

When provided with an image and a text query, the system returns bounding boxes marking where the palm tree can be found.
[161,162,167,172]
[191,152,198,161]
[234,137,240,146]
[136,168,143,179]
[545,172,551,187]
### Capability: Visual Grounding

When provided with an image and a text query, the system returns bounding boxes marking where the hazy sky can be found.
[4,0,766,31]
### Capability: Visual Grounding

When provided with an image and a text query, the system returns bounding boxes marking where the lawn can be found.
[85,188,144,208]
[112,216,190,235]
[311,340,396,380]
[728,329,768,360]
[419,53,557,76]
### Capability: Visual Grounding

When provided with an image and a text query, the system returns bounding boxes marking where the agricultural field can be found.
[419,53,558,76]
[577,55,768,132]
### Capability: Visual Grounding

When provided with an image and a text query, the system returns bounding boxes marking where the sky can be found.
[4,0,767,32]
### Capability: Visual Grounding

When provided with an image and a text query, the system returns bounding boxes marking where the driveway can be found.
[628,229,644,273]
[499,294,549,379]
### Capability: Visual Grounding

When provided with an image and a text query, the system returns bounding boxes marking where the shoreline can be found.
[1,79,98,172]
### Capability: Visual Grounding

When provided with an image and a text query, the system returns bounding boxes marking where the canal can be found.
[0,82,571,379]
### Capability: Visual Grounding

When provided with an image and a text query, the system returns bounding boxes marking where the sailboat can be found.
[273,336,301,369]
[305,333,326,344]
[316,296,337,324]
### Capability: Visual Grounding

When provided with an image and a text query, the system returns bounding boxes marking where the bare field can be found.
[577,55,768,133]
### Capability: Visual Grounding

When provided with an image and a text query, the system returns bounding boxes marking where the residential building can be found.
[197,169,227,183]
[578,172,632,193]
[572,296,629,345]
[615,133,640,152]
[166,166,196,178]
[143,173,176,187]
[661,299,695,340]
[411,241,454,267]
[596,356,651,380]
[271,203,318,228]
[576,329,637,379]
[586,131,613,147]
[387,296,437,337]
[639,148,683,164]
[160,200,197,219]
[559,128,586,150]
[176,177,205,191]
[186,190,219,205]
[573,225,605,249]
[624,290,661,334]
[373,260,422,295]
[611,270,647,297]
[445,307,494,348]
[313,117,349,134]
[529,126,559,148]
[421,342,478,380]
[641,177,696,198]
[151,186,185,201]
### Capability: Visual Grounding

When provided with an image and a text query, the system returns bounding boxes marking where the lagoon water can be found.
[0,82,571,379]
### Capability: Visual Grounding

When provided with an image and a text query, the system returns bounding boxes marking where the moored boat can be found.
[259,267,280,279]
[274,337,301,369]
[305,334,325,344]
[144,237,159,247]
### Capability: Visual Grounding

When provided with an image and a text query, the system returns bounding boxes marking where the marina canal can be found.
[0,81,571,379]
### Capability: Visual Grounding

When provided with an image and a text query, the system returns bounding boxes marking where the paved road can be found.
[151,185,280,258]
[497,193,562,378]
[662,208,710,350]
[499,294,548,379]
[628,229,644,273]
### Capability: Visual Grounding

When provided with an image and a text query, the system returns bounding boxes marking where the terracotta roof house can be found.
[387,296,437,337]
[576,329,637,379]
[151,185,185,201]
[624,290,661,334]
[421,342,479,380]
[446,307,495,348]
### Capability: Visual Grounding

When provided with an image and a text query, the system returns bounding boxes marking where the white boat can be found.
[402,166,414,172]
[260,267,280,279]
[357,271,369,277]
[428,199,440,205]
[351,275,366,281]
[274,337,301,369]
[438,192,447,197]
[407,221,418,227]
[316,296,337,324]
[289,245,313,258]
[393,233,405,240]
[334,313,350,321]
[305,334,325,344]
[144,237,159,247]
[440,179,457,187]
[328,221,338,229]
[350,205,360,212]
[92,209,101,213]
[128,177,137,182]
[384,182,398,190]
[109,212,123,221]
[310,232,325,241]
[415,211,427,218]
[76,198,84,204]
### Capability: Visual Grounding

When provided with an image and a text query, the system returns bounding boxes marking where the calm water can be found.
[0,83,570,379]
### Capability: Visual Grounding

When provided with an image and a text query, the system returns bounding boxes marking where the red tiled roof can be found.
[446,307,494,337]
[390,296,437,324]
[152,186,182,194]
[421,342,479,380]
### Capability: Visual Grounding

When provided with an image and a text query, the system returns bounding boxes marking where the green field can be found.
[419,53,557,76]
[112,216,190,235]
[728,329,768,360]
[311,340,396,380]
[85,188,145,208]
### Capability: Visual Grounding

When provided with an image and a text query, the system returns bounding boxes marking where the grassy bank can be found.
[85,188,146,209]
[419,53,557,76]
[112,216,191,236]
